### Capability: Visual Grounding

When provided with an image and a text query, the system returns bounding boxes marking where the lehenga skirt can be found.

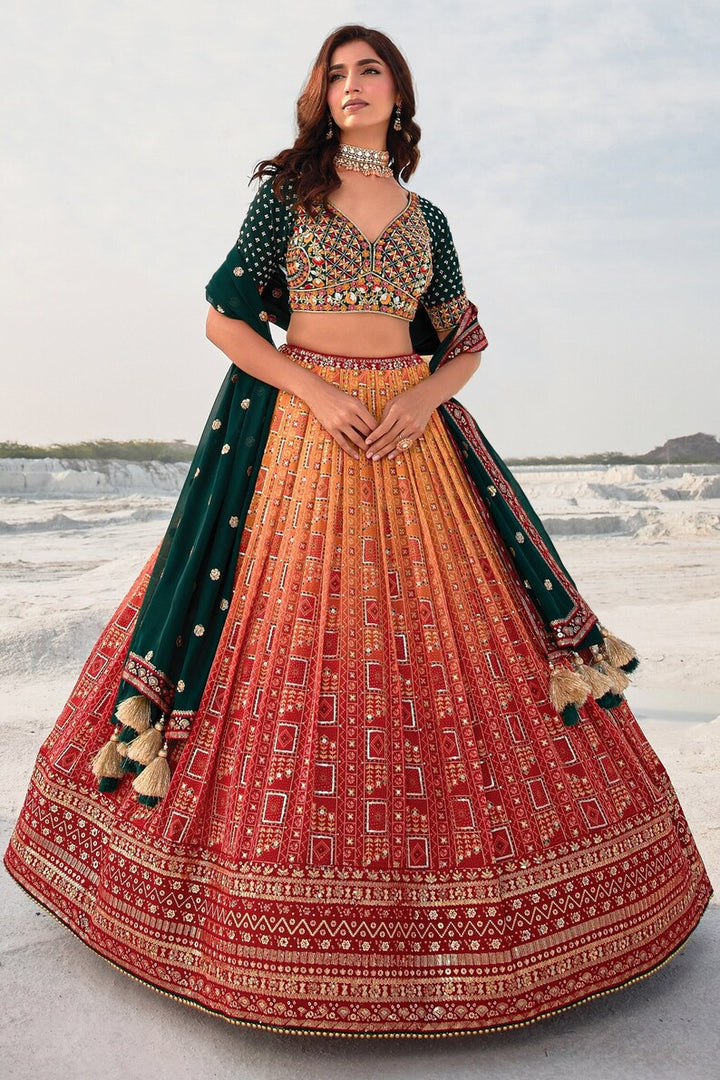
[3,344,712,1037]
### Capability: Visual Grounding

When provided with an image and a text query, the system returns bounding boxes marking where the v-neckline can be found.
[327,191,414,247]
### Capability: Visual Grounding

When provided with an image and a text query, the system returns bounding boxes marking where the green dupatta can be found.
[91,249,638,806]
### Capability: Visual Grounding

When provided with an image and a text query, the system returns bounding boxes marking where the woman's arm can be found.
[206,307,379,460]
[206,306,324,401]
[421,330,482,409]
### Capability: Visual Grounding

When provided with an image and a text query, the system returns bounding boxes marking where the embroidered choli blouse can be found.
[206,178,470,334]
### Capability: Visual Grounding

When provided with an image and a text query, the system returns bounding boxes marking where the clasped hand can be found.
[306,380,437,461]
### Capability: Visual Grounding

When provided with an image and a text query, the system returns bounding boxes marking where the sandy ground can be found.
[1,465,719,1079]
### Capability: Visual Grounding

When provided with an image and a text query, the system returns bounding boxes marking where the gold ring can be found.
[395,437,413,451]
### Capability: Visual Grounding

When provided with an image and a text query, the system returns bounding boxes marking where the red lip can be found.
[343,100,368,109]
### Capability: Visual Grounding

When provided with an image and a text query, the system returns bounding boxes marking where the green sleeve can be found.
[205,178,293,319]
[418,197,470,332]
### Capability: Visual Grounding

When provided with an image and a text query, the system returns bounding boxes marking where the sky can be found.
[1,0,718,458]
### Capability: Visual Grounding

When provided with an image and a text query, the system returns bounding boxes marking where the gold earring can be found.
[326,112,333,140]
[393,104,402,131]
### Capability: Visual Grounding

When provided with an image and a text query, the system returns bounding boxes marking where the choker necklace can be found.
[334,143,393,178]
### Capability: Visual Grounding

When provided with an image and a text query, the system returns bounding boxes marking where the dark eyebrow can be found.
[328,57,385,72]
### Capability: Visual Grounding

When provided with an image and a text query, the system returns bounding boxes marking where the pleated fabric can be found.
[4,345,712,1037]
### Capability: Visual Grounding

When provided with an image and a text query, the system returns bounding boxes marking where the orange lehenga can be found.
[4,342,712,1036]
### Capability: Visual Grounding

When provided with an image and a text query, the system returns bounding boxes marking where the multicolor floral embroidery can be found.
[424,293,470,332]
[287,193,433,322]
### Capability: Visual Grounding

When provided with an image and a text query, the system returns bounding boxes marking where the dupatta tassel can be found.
[548,659,590,716]
[597,657,631,695]
[576,657,615,700]
[561,704,580,727]
[604,660,630,695]
[600,625,640,673]
[91,728,126,781]
[589,647,630,708]
[132,741,171,807]
[124,721,165,765]
[115,694,152,733]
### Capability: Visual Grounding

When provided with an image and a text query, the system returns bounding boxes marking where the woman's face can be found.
[326,39,399,143]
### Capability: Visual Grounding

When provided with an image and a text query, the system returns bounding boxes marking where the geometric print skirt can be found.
[3,344,712,1037]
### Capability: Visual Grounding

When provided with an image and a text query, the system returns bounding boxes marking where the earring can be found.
[393,103,402,131]
[325,112,334,140]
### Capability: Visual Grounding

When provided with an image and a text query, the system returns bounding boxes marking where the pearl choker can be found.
[334,143,393,178]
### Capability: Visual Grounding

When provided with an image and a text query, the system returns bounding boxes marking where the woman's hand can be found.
[303,379,379,460]
[364,382,438,461]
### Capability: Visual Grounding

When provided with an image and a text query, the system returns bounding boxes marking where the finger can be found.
[365,424,405,458]
[366,415,403,447]
[346,395,378,433]
[369,433,415,461]
[345,427,374,454]
[342,417,380,455]
[336,434,360,459]
[365,417,394,446]
[350,413,377,438]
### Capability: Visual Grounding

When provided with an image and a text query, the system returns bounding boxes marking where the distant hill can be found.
[506,432,720,466]
[639,432,720,464]
[0,439,196,463]
[0,432,718,466]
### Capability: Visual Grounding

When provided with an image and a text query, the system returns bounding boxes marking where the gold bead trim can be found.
[7,874,708,1041]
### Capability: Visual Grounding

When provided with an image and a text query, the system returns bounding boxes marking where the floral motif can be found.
[286,194,433,323]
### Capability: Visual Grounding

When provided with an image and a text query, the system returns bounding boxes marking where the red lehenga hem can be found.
[3,348,713,1037]
[3,865,712,1038]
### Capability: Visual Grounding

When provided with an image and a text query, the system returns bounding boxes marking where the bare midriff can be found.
[285,311,416,358]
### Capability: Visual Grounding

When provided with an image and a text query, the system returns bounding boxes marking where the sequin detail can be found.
[286,193,432,323]
[279,343,426,370]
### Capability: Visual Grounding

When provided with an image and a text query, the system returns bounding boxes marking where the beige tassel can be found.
[116,694,152,733]
[132,744,171,798]
[124,721,164,765]
[577,660,615,699]
[602,661,630,694]
[549,662,590,712]
[600,626,638,669]
[91,731,126,779]
[594,658,630,694]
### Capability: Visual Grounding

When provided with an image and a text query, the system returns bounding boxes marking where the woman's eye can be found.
[328,67,381,82]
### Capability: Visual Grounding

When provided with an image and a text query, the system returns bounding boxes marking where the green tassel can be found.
[562,703,580,726]
[117,724,138,744]
[620,656,640,674]
[121,756,144,774]
[136,794,160,808]
[598,691,624,709]
[98,776,121,792]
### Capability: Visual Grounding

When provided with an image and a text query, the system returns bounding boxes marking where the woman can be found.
[4,24,711,1038]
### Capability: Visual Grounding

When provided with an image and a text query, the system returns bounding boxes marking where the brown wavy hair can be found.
[252,24,421,213]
